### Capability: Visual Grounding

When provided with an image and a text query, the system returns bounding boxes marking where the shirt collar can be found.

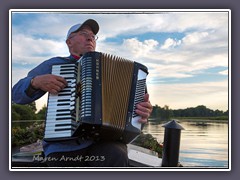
[71,54,81,60]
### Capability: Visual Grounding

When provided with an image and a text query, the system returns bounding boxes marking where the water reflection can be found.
[142,120,229,168]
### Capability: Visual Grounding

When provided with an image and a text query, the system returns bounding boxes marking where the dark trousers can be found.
[45,141,129,167]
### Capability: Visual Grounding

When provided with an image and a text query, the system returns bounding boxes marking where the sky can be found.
[10,9,230,112]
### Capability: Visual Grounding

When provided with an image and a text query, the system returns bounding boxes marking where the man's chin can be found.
[86,49,95,53]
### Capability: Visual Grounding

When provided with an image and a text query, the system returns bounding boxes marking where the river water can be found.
[142,120,229,168]
[12,119,229,168]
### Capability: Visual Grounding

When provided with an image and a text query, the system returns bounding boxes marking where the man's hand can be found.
[31,74,68,94]
[135,93,153,124]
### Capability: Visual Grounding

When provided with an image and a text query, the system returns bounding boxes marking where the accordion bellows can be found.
[102,54,134,131]
[44,51,148,143]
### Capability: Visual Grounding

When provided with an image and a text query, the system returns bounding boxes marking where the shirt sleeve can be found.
[12,76,46,104]
[12,60,53,104]
[12,56,73,105]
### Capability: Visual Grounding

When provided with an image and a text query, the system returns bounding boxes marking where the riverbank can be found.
[174,117,228,123]
[149,116,229,124]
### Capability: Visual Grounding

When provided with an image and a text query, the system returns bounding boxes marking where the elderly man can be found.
[12,19,153,167]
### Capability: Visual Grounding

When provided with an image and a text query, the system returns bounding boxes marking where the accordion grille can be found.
[101,53,134,132]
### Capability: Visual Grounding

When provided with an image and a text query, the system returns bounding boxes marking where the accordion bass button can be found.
[71,83,76,88]
[71,79,76,83]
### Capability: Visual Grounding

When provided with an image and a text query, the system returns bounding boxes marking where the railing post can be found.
[161,120,184,167]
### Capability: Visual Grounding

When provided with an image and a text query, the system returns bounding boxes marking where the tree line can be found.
[12,102,47,121]
[150,104,228,121]
[12,102,46,129]
[12,102,228,123]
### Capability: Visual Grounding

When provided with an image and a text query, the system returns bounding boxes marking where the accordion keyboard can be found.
[43,52,149,143]
[44,64,79,140]
[131,69,147,130]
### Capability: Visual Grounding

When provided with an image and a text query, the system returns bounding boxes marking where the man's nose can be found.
[87,36,94,41]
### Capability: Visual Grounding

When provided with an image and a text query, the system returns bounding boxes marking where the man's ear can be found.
[66,39,71,46]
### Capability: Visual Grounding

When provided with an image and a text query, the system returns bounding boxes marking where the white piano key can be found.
[47,112,71,116]
[47,107,75,113]
[44,132,73,139]
[47,101,71,104]
[45,125,73,131]
[44,63,79,140]
[45,119,73,124]
[137,69,148,80]
[47,101,75,107]
[52,64,77,68]
[46,114,73,119]
[46,105,73,110]
[48,95,72,100]
[52,73,76,78]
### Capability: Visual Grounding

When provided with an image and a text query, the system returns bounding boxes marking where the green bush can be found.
[131,133,163,158]
[12,122,44,147]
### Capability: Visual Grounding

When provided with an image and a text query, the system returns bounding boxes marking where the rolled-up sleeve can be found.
[12,60,52,104]
[12,76,46,104]
[12,56,74,105]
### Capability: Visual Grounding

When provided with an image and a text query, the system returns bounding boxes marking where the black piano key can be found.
[56,116,76,121]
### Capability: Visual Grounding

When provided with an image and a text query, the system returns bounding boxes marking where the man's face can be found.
[66,25,97,56]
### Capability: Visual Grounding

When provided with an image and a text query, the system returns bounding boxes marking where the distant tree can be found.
[27,102,37,113]
[172,105,227,117]
[151,105,161,118]
[195,105,208,117]
[12,110,21,121]
[12,103,37,120]
[36,105,47,120]
[214,109,224,116]
[223,110,229,116]
[163,105,172,120]
[150,105,172,121]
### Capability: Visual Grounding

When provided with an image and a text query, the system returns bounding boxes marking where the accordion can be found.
[44,51,148,143]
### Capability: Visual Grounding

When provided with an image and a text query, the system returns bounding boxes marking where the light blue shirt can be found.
[12,55,93,156]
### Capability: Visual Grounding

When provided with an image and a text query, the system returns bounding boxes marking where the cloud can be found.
[182,31,209,44]
[12,34,68,65]
[219,70,228,75]
[11,11,229,111]
[161,38,181,49]
[97,29,228,82]
[97,12,228,40]
[122,38,159,57]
